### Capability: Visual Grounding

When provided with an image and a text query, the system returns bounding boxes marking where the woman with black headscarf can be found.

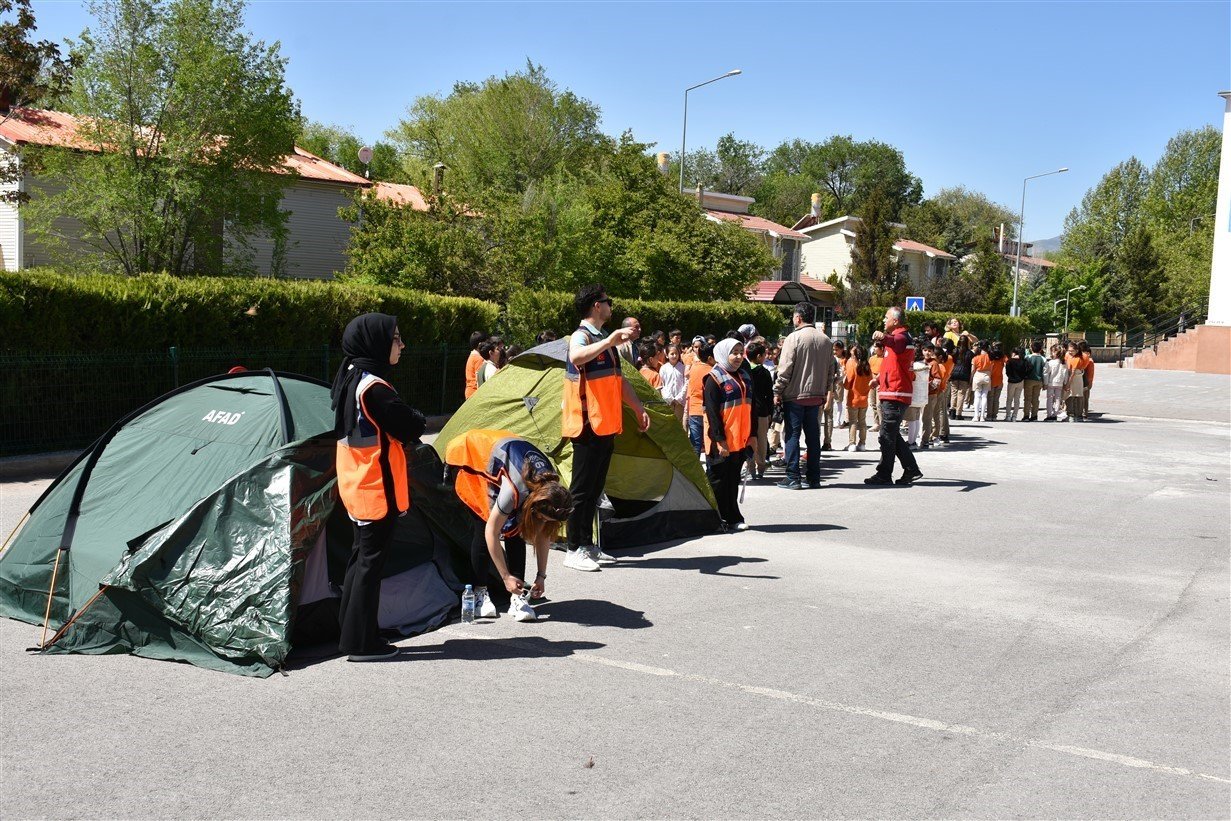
[331,313,426,662]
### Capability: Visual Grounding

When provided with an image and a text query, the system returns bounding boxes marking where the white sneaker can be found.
[508,594,537,622]
[476,587,498,619]
[588,545,617,565]
[846,444,857,452]
[564,547,601,572]
[733,522,750,532]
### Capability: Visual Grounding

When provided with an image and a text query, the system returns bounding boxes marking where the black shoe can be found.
[895,469,924,486]
[806,481,821,489]
[776,478,803,490]
[821,443,833,451]
[346,642,401,662]
[864,473,894,486]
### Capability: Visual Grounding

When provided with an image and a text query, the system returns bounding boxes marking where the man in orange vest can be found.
[562,284,649,572]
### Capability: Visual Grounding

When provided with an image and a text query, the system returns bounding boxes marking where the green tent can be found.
[436,340,720,548]
[0,370,471,677]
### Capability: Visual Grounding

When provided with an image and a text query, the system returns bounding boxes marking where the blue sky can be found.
[28,0,1231,240]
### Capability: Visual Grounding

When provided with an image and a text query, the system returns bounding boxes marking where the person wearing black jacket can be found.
[330,313,426,662]
[746,341,774,479]
[1004,347,1029,422]
[949,337,974,420]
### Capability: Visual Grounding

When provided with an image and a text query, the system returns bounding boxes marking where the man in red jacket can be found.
[866,307,923,486]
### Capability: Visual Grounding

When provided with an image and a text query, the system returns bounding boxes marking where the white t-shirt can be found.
[659,361,686,404]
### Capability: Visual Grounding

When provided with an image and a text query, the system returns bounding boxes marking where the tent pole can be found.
[40,585,108,651]
[0,511,29,558]
[39,547,65,648]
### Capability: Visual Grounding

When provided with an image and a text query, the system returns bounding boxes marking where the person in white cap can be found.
[738,323,758,340]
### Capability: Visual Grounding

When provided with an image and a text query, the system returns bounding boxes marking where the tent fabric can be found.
[0,371,471,677]
[436,340,720,548]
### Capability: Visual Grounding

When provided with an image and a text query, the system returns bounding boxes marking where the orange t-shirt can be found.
[639,365,662,389]
[1082,354,1095,385]
[1065,354,1084,374]
[869,355,883,377]
[464,350,483,398]
[989,357,1006,388]
[927,361,945,396]
[972,353,991,373]
[844,362,872,409]
[941,358,955,391]
[681,350,697,368]
[686,363,712,417]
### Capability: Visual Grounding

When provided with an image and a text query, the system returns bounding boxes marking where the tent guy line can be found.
[437,626,1231,787]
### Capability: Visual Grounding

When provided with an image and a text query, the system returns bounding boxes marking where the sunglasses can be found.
[596,298,613,306]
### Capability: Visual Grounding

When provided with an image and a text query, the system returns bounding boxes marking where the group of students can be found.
[332,301,1098,662]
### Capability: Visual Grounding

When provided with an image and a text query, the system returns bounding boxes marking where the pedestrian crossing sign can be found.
[906,296,925,312]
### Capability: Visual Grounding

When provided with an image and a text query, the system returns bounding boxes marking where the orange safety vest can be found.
[444,429,553,537]
[702,367,752,453]
[562,325,624,438]
[336,373,410,521]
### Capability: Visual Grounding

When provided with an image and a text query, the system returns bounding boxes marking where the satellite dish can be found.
[357,146,373,165]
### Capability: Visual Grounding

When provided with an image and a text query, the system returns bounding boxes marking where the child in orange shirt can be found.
[844,345,873,451]
[685,343,715,455]
[868,340,885,432]
[920,345,947,448]
[464,331,489,399]
[971,343,992,422]
[638,341,663,389]
[1064,341,1086,422]
[986,342,1006,421]
[1079,340,1095,420]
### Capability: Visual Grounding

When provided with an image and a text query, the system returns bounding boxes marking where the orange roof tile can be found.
[372,181,430,211]
[0,107,370,186]
[893,239,956,259]
[706,209,810,241]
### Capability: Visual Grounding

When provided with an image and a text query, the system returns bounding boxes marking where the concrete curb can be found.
[0,414,455,483]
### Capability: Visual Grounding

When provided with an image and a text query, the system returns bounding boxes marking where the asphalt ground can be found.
[1,366,1228,819]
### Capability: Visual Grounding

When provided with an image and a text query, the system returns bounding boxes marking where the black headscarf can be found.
[331,312,397,437]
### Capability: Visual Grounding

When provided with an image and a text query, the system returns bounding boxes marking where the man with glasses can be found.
[561,284,649,571]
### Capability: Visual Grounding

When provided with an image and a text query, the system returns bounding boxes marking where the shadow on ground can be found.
[749,523,847,534]
[624,554,778,579]
[532,598,652,629]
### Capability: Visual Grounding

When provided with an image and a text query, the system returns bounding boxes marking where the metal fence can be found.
[1,345,472,457]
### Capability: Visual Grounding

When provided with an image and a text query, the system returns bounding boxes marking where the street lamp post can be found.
[1062,284,1086,337]
[679,69,742,193]
[1012,167,1069,317]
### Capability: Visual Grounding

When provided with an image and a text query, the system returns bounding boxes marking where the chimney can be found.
[810,193,821,219]
[656,152,670,175]
[432,163,447,196]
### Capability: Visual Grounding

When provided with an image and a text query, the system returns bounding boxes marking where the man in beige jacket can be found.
[772,302,833,489]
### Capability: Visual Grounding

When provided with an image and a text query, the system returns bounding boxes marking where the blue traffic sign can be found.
[906,296,926,312]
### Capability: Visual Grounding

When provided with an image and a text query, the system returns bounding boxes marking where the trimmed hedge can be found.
[505,289,790,345]
[1,269,500,351]
[852,307,1033,346]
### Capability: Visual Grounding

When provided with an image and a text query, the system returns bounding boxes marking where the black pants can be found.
[876,400,919,479]
[338,513,398,654]
[566,426,615,549]
[469,517,526,610]
[707,448,747,526]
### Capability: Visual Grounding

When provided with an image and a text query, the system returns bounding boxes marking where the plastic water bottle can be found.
[461,585,475,624]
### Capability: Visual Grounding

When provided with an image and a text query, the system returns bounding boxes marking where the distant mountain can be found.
[1029,235,1062,254]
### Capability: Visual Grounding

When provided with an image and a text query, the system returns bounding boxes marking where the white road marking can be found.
[437,626,1231,786]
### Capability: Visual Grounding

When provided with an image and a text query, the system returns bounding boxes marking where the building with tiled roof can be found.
[0,107,371,277]
[686,189,808,283]
[791,199,955,292]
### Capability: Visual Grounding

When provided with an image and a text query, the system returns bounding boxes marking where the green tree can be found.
[387,61,608,200]
[1,0,76,203]
[757,135,922,226]
[340,193,494,297]
[24,0,299,276]
[1142,126,1220,234]
[1021,260,1106,333]
[1061,157,1149,262]
[297,120,404,182]
[847,188,899,311]
[1108,223,1165,328]
[672,132,765,196]
[963,232,1011,314]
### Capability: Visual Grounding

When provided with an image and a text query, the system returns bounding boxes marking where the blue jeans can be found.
[877,400,919,478]
[783,401,821,484]
[688,415,704,456]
